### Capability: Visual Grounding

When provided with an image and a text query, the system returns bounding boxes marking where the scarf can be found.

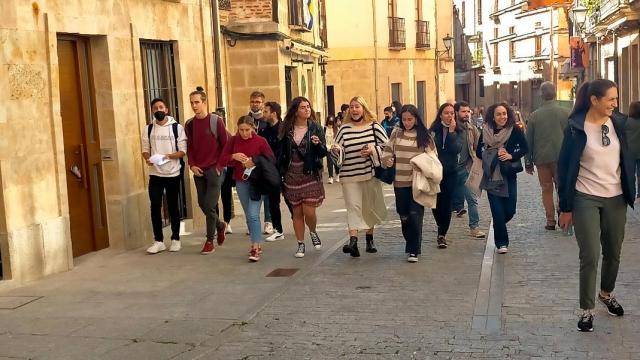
[480,125,513,197]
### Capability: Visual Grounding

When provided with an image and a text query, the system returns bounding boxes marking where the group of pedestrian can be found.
[141,79,640,334]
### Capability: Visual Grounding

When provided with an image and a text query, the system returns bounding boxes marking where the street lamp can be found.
[570,4,588,35]
[437,33,454,60]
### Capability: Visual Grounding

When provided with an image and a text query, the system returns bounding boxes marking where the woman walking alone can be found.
[476,102,528,254]
[429,103,463,249]
[279,97,327,258]
[382,104,438,262]
[331,96,388,257]
[217,116,275,262]
[557,80,636,332]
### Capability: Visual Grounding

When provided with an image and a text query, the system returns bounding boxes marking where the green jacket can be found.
[625,116,640,159]
[525,100,569,166]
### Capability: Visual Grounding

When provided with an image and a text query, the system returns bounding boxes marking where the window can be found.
[391,82,402,103]
[140,41,187,221]
[416,81,426,121]
[462,1,466,28]
[631,44,638,101]
[479,76,485,98]
[388,0,397,17]
[509,27,515,61]
[288,0,304,26]
[416,20,430,48]
[389,16,406,49]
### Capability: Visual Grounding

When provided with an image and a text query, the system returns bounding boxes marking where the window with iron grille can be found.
[389,17,406,49]
[219,0,231,11]
[140,41,187,222]
[416,20,430,48]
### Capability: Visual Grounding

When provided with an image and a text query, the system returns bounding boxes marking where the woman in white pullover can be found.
[141,98,188,254]
[331,96,388,257]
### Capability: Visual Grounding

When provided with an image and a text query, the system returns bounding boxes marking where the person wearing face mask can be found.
[331,96,389,257]
[429,103,463,249]
[558,80,635,333]
[248,90,274,236]
[142,98,188,254]
[476,102,528,255]
[381,106,399,137]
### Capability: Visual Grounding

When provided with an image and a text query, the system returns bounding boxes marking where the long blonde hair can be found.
[343,96,377,125]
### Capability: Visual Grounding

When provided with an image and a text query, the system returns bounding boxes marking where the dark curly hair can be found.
[398,104,433,150]
[484,102,516,129]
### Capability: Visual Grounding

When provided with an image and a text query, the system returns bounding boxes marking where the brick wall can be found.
[228,0,273,23]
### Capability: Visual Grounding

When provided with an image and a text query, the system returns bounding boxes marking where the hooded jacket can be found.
[141,116,187,177]
[557,111,636,212]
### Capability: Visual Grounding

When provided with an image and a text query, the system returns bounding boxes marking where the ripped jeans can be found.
[394,186,425,255]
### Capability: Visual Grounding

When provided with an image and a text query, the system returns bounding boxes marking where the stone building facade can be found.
[219,0,328,130]
[0,0,219,285]
[324,0,455,124]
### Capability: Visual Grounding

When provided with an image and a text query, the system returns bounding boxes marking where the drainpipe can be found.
[372,0,380,114]
[210,0,225,117]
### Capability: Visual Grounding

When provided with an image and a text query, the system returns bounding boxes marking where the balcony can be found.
[599,0,630,20]
[416,20,430,49]
[472,48,484,68]
[388,17,406,49]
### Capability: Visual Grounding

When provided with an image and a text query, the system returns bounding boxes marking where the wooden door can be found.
[57,37,109,257]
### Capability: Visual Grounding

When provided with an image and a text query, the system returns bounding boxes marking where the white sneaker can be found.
[263,222,274,235]
[169,240,181,252]
[407,254,419,263]
[225,224,233,234]
[497,246,509,254]
[147,241,166,254]
[328,177,334,184]
[266,232,284,242]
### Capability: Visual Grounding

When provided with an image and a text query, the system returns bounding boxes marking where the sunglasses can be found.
[601,124,611,147]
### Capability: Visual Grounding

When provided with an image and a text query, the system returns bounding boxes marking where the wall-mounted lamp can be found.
[436,34,454,61]
[570,4,588,34]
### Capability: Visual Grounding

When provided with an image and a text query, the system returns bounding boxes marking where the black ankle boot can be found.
[344,236,360,257]
[365,234,377,253]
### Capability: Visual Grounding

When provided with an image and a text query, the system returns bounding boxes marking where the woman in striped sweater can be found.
[331,96,389,257]
[381,104,436,262]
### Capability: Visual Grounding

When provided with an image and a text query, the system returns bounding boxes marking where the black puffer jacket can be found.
[557,111,636,212]
[248,155,281,200]
[278,120,327,177]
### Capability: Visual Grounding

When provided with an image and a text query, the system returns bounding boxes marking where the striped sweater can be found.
[381,128,425,188]
[333,122,389,183]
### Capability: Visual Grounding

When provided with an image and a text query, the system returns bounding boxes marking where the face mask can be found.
[153,111,167,121]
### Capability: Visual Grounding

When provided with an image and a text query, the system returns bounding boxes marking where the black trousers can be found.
[432,171,458,236]
[149,175,181,242]
[394,186,425,254]
[193,168,224,240]
[217,167,235,223]
[268,188,284,233]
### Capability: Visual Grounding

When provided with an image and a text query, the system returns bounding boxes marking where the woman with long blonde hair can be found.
[331,96,389,257]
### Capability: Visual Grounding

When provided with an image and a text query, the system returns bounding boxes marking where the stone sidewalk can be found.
[1,175,640,359]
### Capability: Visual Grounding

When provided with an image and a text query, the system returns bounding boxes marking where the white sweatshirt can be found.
[141,116,188,177]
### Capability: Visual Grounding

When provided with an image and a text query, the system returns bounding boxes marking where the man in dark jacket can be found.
[525,82,569,230]
[248,90,273,235]
[262,101,285,241]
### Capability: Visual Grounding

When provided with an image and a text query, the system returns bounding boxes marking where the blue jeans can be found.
[452,167,480,229]
[487,175,518,248]
[236,181,264,243]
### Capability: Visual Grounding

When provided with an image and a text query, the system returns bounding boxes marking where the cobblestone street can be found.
[1,175,640,359]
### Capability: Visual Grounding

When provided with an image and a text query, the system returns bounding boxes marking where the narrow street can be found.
[1,175,639,359]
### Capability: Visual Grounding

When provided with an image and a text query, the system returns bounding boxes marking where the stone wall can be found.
[0,0,216,283]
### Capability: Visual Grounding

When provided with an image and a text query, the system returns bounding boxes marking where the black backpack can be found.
[147,122,185,175]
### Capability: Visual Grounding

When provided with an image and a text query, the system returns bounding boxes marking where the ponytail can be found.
[189,86,207,102]
[569,79,617,118]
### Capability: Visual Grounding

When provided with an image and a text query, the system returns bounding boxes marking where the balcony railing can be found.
[388,17,406,49]
[472,48,484,67]
[416,20,430,49]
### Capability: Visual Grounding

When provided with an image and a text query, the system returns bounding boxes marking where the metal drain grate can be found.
[266,268,299,277]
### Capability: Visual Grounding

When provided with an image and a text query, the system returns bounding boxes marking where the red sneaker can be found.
[201,241,215,255]
[248,247,260,262]
[217,223,227,246]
